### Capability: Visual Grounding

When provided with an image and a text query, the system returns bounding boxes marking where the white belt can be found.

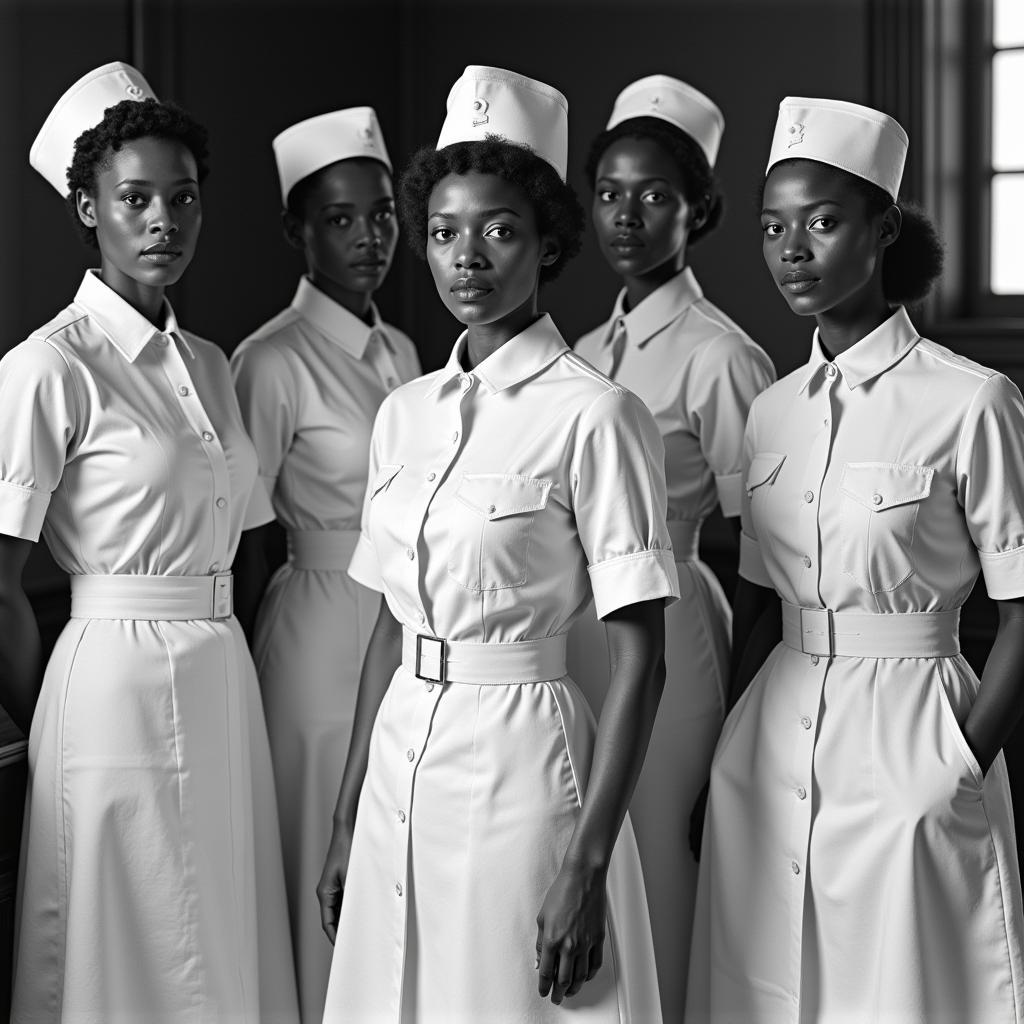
[667,519,700,563]
[401,628,567,685]
[288,529,360,571]
[781,603,960,658]
[70,573,234,621]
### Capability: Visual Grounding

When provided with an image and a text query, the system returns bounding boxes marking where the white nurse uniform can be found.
[322,314,679,1023]
[571,266,774,1017]
[687,307,1024,1023]
[231,275,420,1022]
[5,270,298,1023]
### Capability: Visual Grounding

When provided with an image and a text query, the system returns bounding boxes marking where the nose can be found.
[147,197,178,236]
[354,215,383,250]
[454,238,485,270]
[781,229,809,263]
[614,196,642,229]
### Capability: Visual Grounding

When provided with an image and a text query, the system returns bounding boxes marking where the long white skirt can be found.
[323,666,662,1023]
[253,562,380,1023]
[12,614,298,1023]
[567,556,730,1021]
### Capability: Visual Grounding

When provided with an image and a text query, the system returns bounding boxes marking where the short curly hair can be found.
[397,137,585,285]
[584,116,724,245]
[64,97,210,248]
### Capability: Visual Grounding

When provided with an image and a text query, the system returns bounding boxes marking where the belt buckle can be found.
[799,607,834,658]
[212,571,233,620]
[415,634,446,683]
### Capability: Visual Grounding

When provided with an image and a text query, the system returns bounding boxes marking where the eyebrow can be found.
[115,178,197,187]
[427,206,523,220]
[321,197,395,211]
[596,175,673,187]
[761,199,845,215]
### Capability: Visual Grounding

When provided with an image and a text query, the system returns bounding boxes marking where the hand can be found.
[535,861,607,1005]
[317,820,354,944]
[689,780,710,862]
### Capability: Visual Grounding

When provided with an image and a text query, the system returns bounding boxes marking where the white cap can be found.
[30,61,157,195]
[766,96,908,200]
[273,106,392,205]
[606,74,724,168]
[436,65,569,181]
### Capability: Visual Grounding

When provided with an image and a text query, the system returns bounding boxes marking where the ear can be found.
[687,194,711,233]
[281,209,306,251]
[76,188,98,230]
[878,203,901,249]
[539,234,561,268]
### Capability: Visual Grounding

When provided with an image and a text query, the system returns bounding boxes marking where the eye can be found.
[810,216,836,231]
[374,208,394,222]
[430,226,455,242]
[484,224,512,239]
[597,189,617,203]
[642,191,666,205]
[329,215,352,228]
[175,191,197,206]
[121,193,145,208]
[762,222,784,236]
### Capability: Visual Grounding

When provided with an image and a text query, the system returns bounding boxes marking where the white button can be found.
[427,472,436,482]
[802,555,812,568]
[452,431,459,444]
[397,809,406,823]
[804,490,814,503]
[406,748,415,762]
[178,385,190,397]
[810,655,819,666]
[425,683,434,693]
[460,375,471,389]
[202,431,214,442]
[800,715,812,730]
[156,335,169,347]
[796,786,807,800]
[872,493,883,506]
[210,563,220,572]
[823,417,830,427]
[216,497,227,509]
[825,364,837,378]
[406,548,415,561]
[487,504,496,514]
[791,861,801,874]
[416,610,426,625]
[395,882,403,896]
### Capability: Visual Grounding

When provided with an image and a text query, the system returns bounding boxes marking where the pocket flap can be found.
[454,474,551,519]
[840,462,933,512]
[370,463,403,498]
[746,452,786,493]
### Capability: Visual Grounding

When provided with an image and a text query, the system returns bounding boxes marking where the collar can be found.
[602,266,703,349]
[797,306,920,393]
[74,269,192,362]
[291,276,387,360]
[426,313,569,396]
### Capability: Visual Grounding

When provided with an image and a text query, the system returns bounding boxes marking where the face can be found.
[77,135,201,291]
[286,158,398,298]
[425,171,558,328]
[592,135,701,281]
[760,159,897,317]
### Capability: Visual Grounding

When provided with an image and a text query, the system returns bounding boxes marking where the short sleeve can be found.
[737,400,774,588]
[0,340,78,542]
[956,373,1024,600]
[347,413,385,593]
[230,338,298,501]
[686,333,776,517]
[571,387,679,619]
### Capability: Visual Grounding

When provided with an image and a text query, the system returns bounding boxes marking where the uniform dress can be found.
[4,270,299,1024]
[686,306,1024,1024]
[231,276,420,1023]
[569,266,774,1019]
[322,314,680,1023]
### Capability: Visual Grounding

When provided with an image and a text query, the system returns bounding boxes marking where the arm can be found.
[232,522,285,644]
[0,535,41,735]
[536,597,665,1004]
[964,596,1024,774]
[728,576,781,713]
[317,597,402,942]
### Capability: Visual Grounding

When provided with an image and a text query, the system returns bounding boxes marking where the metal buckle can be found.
[212,572,234,620]
[799,607,834,658]
[415,634,446,683]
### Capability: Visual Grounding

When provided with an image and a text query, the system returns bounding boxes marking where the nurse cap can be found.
[436,65,569,182]
[766,96,908,200]
[607,74,724,168]
[273,107,392,206]
[30,61,157,195]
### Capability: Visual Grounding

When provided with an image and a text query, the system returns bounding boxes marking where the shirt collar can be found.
[426,313,569,396]
[291,275,386,360]
[603,266,703,349]
[797,306,920,393]
[74,269,192,362]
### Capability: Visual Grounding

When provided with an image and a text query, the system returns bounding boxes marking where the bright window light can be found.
[994,0,1024,47]
[991,173,1024,294]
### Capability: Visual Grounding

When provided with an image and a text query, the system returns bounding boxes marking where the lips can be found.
[141,243,182,264]
[610,234,644,254]
[350,258,387,271]
[781,270,818,293]
[450,277,492,301]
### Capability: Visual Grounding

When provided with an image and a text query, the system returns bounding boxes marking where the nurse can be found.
[1,63,298,1022]
[231,106,420,1024]
[568,74,774,1019]
[317,66,678,1022]
[687,97,1024,1023]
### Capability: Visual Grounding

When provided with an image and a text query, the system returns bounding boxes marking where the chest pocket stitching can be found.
[840,462,933,511]
[453,474,552,519]
[370,463,403,498]
[746,452,786,495]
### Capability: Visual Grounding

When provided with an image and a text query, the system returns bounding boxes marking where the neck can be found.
[309,271,374,325]
[464,303,540,369]
[621,253,686,313]
[98,265,166,326]
[814,288,892,360]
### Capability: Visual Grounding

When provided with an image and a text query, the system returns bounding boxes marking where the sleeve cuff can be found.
[587,548,680,620]
[738,531,773,588]
[347,533,384,593]
[715,472,743,518]
[243,480,275,531]
[0,479,50,541]
[979,546,1024,600]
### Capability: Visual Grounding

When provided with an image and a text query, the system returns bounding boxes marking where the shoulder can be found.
[574,317,612,358]
[242,307,304,347]
[688,300,773,367]
[911,337,1000,386]
[1,334,78,383]
[380,320,418,357]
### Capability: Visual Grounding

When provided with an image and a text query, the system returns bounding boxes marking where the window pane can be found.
[995,0,1024,47]
[991,173,1024,294]
[994,51,1024,169]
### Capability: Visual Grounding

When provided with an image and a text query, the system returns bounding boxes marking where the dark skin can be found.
[317,170,668,1006]
[232,158,398,640]
[0,136,202,733]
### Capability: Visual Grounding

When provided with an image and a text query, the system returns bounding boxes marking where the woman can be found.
[568,74,775,1019]
[231,106,420,1023]
[687,96,1024,1023]
[3,63,298,1022]
[317,65,678,1023]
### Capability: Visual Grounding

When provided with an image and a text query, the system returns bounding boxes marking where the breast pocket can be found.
[447,474,551,592]
[840,462,933,594]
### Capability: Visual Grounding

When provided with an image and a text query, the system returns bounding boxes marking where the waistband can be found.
[70,573,234,621]
[667,519,700,563]
[781,603,960,658]
[288,529,360,570]
[401,628,567,685]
